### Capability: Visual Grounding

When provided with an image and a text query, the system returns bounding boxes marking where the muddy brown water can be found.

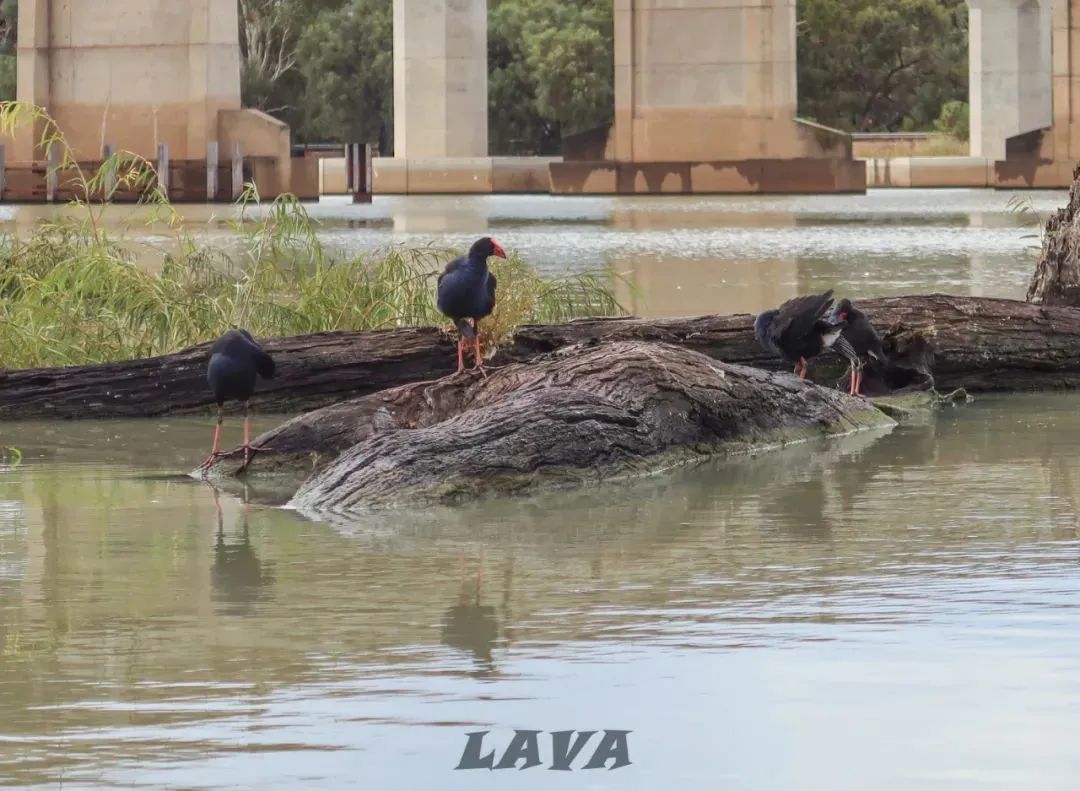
[2,190,1080,789]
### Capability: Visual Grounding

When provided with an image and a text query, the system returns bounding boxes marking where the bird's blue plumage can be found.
[754,309,781,356]
[437,238,501,338]
[207,329,275,406]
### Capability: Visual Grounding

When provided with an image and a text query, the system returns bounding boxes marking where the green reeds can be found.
[0,102,626,369]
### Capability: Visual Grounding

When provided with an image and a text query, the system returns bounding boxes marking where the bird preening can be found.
[830,298,886,395]
[200,329,276,473]
[437,236,506,373]
[755,290,884,396]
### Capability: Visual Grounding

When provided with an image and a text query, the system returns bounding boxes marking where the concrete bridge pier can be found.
[967,0,1052,160]
[384,0,490,192]
[550,0,865,194]
[8,0,309,200]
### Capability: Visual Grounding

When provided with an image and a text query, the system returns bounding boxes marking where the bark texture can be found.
[0,327,458,419]
[2,294,1080,420]
[1029,164,1080,306]
[281,342,894,513]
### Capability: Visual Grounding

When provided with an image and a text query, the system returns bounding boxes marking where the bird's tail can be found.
[832,334,860,366]
[455,318,477,339]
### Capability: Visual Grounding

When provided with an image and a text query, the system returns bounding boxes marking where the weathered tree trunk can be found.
[272,342,894,513]
[1029,164,1080,306]
[0,327,458,419]
[2,294,1080,419]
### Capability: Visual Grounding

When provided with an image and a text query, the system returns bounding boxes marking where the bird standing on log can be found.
[754,290,861,382]
[832,298,886,395]
[200,329,276,472]
[437,237,506,373]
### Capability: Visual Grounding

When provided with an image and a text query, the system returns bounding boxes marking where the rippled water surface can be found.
[0,188,1063,316]
[2,190,1080,789]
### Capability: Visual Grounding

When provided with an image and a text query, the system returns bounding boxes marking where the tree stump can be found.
[1029,164,1080,306]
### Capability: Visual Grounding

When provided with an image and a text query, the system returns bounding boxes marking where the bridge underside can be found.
[391,0,1080,194]
[12,0,1080,198]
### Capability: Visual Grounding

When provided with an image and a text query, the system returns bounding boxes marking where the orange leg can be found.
[798,356,808,378]
[199,406,224,471]
[473,320,486,374]
[456,337,465,373]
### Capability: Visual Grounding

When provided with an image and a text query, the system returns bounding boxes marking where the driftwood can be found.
[2,294,1080,420]
[1029,164,1080,306]
[272,342,894,513]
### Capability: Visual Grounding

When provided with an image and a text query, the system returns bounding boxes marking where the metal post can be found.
[345,143,373,203]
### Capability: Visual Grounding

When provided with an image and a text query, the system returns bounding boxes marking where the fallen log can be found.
[273,342,895,512]
[2,294,1080,419]
[0,326,459,419]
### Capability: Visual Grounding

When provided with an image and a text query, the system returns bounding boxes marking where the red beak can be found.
[491,241,507,259]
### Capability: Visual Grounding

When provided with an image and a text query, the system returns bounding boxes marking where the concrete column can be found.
[1050,0,1080,161]
[393,0,488,158]
[11,0,244,162]
[968,0,1052,159]
[612,0,839,162]
[187,0,243,160]
[13,0,51,160]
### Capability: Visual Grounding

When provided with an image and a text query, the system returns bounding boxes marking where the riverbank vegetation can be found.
[0,101,621,370]
[0,190,622,369]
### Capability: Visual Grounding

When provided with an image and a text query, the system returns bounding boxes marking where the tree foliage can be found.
[797,0,968,133]
[489,0,613,154]
[296,0,393,152]
[0,0,16,101]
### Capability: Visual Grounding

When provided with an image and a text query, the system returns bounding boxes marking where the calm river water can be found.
[2,189,1080,789]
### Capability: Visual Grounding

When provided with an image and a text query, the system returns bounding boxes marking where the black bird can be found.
[832,298,886,395]
[200,329,275,471]
[754,290,860,380]
[437,237,506,372]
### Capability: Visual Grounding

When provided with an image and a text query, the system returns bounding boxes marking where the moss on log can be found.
[248,342,896,513]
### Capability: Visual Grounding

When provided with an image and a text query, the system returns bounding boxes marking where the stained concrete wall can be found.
[967,0,1053,160]
[611,0,849,162]
[393,0,488,158]
[15,0,242,162]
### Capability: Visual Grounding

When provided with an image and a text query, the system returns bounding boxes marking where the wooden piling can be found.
[102,144,116,197]
[45,144,60,203]
[231,142,243,200]
[207,141,219,201]
[157,143,169,195]
[0,145,7,201]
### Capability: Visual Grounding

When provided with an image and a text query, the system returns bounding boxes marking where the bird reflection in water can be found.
[211,486,274,615]
[441,551,501,675]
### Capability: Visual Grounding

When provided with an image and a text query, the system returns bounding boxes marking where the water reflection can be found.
[2,396,1080,787]
[0,189,1060,319]
[439,553,501,675]
[211,488,274,615]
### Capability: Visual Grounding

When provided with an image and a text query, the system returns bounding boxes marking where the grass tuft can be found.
[0,102,626,369]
